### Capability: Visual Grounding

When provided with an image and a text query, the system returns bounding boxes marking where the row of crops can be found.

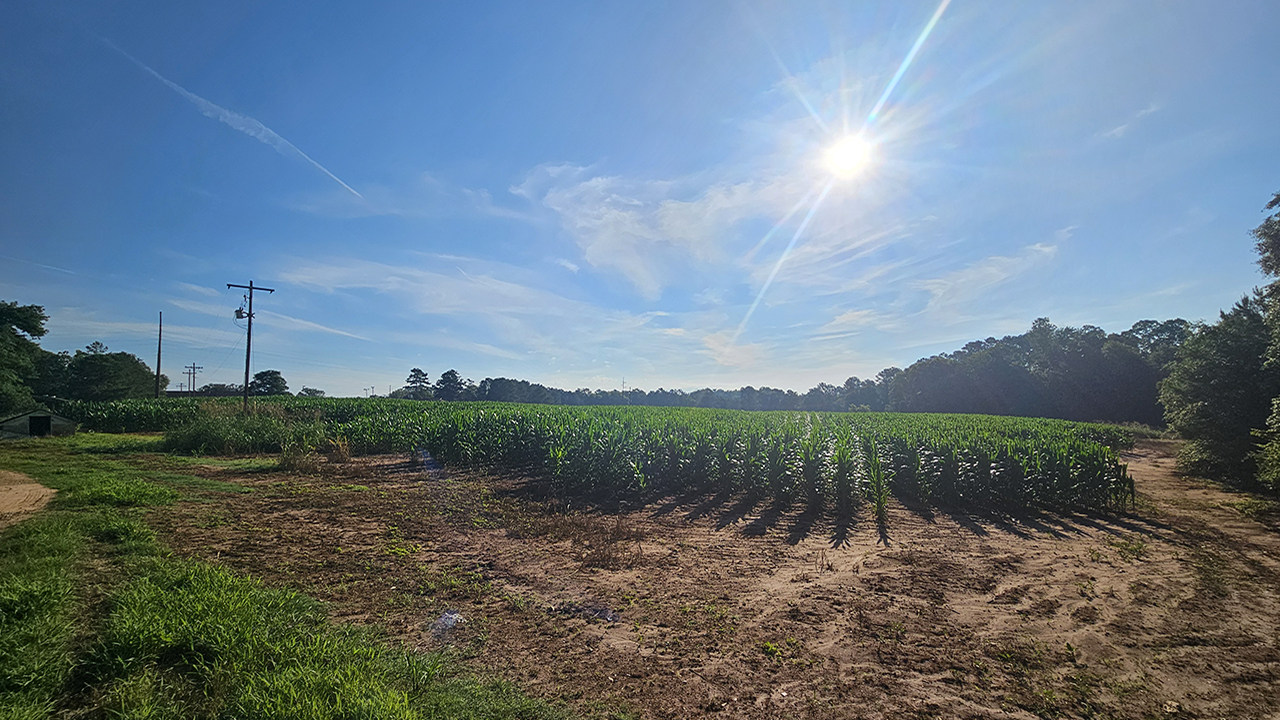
[56,397,1136,513]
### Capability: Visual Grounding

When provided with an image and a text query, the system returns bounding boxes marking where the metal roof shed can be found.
[0,411,78,439]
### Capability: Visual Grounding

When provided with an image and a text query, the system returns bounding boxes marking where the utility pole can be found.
[185,363,203,395]
[227,280,275,412]
[155,312,163,399]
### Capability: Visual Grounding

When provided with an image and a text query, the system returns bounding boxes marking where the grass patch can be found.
[1106,536,1147,562]
[0,515,81,716]
[0,435,575,719]
[91,560,568,720]
[1221,496,1280,519]
[145,470,252,495]
[71,432,167,454]
[162,455,280,473]
[0,435,249,502]
[0,508,163,715]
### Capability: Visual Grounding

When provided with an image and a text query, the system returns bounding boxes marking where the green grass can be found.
[0,436,574,719]
[0,435,192,506]
[0,514,82,717]
[91,561,568,720]
[163,454,280,472]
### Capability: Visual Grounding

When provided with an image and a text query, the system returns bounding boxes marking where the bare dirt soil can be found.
[147,440,1280,719]
[0,469,54,530]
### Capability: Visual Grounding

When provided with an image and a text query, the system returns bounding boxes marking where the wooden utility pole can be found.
[185,363,203,395]
[227,281,275,412]
[155,312,163,399]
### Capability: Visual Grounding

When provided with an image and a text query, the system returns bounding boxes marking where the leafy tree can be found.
[800,383,840,410]
[1160,295,1277,486]
[433,369,476,401]
[30,350,71,399]
[401,368,433,400]
[1247,190,1280,489]
[297,387,326,398]
[66,344,166,401]
[1119,319,1194,372]
[196,383,243,396]
[1252,191,1280,277]
[248,370,290,396]
[0,301,48,415]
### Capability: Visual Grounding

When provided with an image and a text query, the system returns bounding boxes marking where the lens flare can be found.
[825,135,873,178]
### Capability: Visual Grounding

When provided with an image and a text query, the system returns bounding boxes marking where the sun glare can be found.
[825,135,874,178]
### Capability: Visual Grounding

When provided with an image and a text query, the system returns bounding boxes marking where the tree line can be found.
[0,304,316,416]
[186,370,323,398]
[389,314,1189,426]
[1156,191,1280,491]
[0,308,166,416]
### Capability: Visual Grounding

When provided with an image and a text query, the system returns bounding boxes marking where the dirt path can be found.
[150,440,1280,720]
[0,469,54,530]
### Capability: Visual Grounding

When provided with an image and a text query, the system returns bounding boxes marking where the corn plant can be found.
[64,397,1137,520]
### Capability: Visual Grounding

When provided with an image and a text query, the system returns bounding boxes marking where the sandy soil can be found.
[148,440,1280,719]
[0,469,54,530]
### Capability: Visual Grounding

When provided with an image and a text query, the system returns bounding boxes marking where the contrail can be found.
[102,39,362,198]
[733,179,835,342]
[864,0,952,128]
[0,253,76,275]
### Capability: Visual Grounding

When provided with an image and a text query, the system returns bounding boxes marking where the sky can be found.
[1,1,1278,396]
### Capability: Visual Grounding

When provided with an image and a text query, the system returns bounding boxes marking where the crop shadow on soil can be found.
[785,507,820,546]
[487,468,1163,550]
[829,506,858,549]
[714,493,762,531]
[684,489,735,523]
[741,499,790,537]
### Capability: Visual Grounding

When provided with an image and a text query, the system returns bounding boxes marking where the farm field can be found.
[5,401,1280,718]
[142,435,1280,712]
[59,399,1138,517]
[143,439,1280,719]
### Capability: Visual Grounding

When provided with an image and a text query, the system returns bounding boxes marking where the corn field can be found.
[58,398,1136,513]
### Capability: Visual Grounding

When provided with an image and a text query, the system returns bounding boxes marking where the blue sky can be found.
[2,1,1277,396]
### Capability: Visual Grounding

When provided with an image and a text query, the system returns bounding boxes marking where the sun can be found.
[825,135,874,178]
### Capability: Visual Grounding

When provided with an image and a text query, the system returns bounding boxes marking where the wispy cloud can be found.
[257,310,369,341]
[700,330,766,368]
[167,298,228,317]
[513,163,808,299]
[102,39,362,198]
[166,298,366,340]
[554,258,580,273]
[0,253,76,275]
[174,281,220,297]
[278,256,772,378]
[43,307,222,350]
[1100,103,1160,139]
[290,172,538,221]
[915,243,1058,315]
[818,308,887,333]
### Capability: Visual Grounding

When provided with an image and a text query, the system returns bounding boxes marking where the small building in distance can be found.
[0,410,78,439]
